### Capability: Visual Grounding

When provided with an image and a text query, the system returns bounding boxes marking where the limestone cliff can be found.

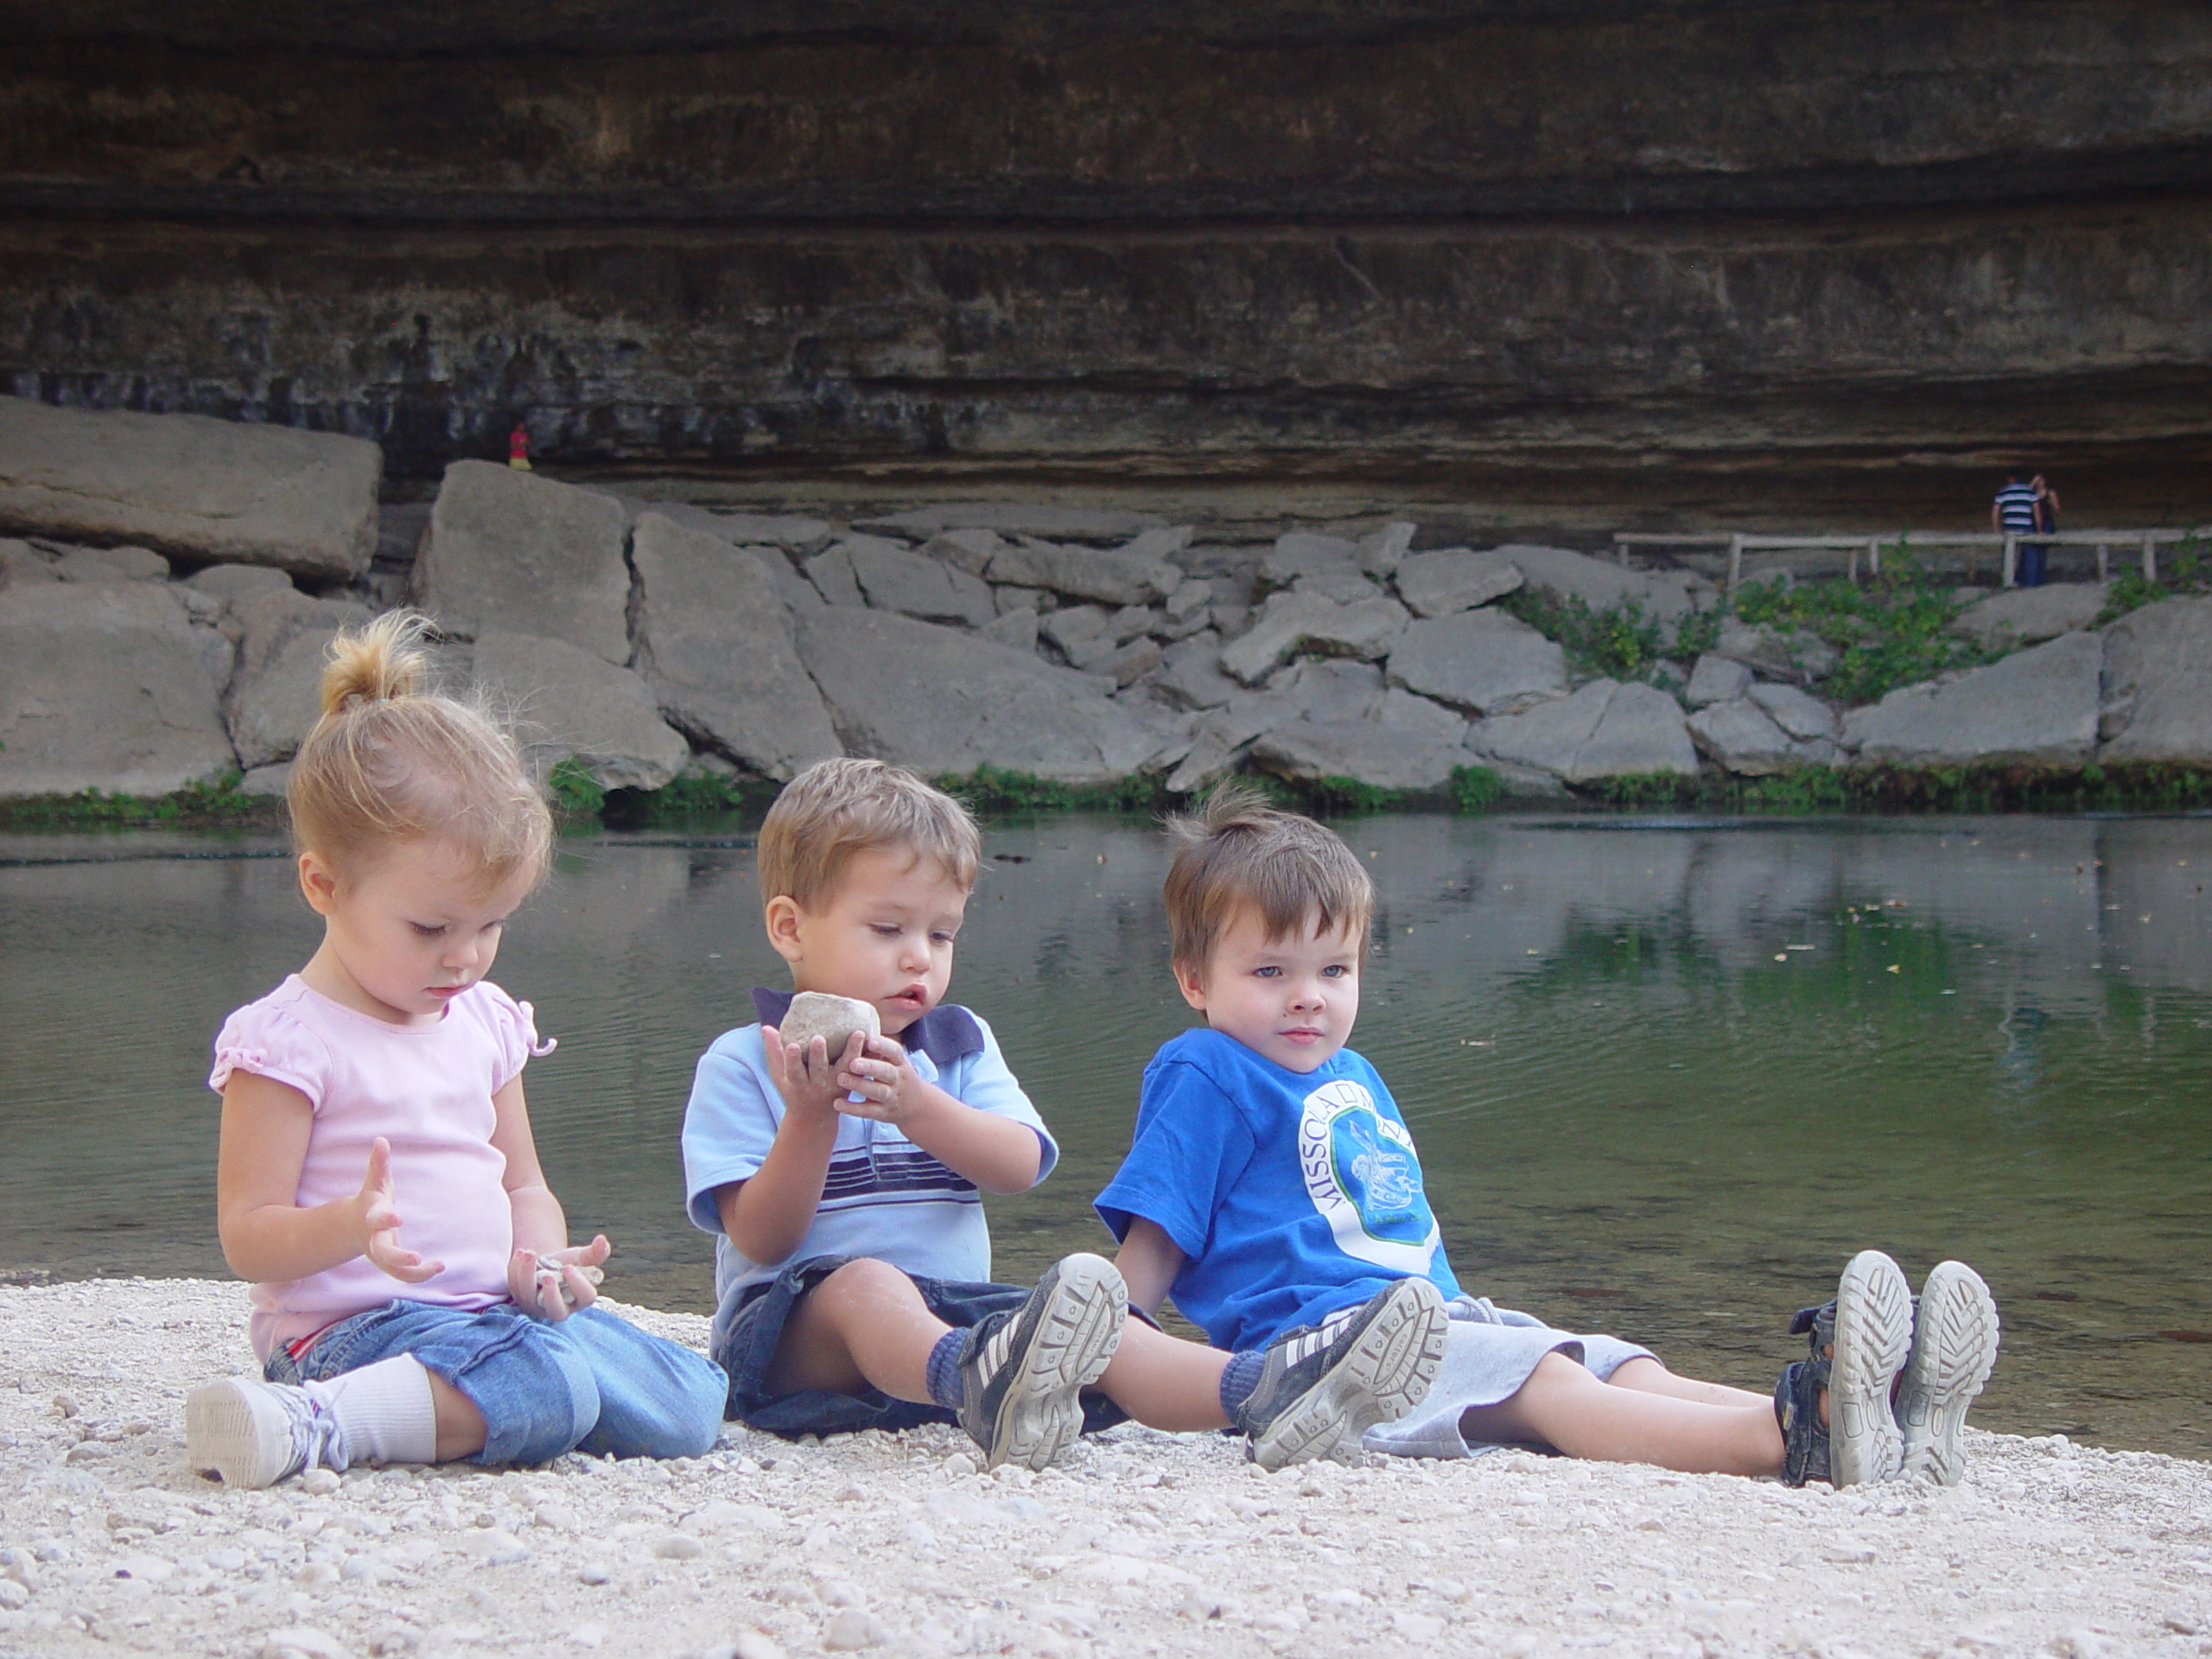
[1,2,2207,520]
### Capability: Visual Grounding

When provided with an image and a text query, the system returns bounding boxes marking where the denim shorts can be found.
[270,1299,728,1467]
[715,1254,1128,1440]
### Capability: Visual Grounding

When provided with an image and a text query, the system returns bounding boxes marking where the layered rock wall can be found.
[1,2,2208,518]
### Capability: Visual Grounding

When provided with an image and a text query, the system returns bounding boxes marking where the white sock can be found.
[303,1354,439,1466]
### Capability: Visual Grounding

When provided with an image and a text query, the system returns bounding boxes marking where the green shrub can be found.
[1449,764,1505,812]
[0,772,277,830]
[545,757,607,822]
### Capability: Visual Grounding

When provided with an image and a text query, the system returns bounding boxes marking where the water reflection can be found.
[2,814,2207,1459]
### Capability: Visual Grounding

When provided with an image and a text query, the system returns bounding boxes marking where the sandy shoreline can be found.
[2,1281,2208,1659]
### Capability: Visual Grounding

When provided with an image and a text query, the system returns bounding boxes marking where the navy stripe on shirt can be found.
[1995,483,2041,532]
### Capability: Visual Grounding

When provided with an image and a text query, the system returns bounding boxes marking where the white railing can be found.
[1611,528,2209,593]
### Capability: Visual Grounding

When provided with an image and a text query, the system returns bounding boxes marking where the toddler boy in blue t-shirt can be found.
[1096,787,2002,1486]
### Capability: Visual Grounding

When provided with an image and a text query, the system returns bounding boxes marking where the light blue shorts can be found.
[1363,1294,1656,1459]
[269,1300,728,1467]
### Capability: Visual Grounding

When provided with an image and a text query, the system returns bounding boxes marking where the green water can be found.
[2,813,2207,1459]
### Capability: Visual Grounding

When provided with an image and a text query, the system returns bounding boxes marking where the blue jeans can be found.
[270,1300,728,1466]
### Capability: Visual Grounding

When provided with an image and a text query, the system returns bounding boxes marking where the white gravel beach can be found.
[3,1279,2208,1659]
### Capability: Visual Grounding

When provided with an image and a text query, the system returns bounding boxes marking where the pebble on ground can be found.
[3,1281,2209,1659]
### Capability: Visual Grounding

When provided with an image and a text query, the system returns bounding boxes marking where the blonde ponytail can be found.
[289,613,552,891]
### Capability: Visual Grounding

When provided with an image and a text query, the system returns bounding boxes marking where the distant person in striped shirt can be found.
[1993,468,2049,587]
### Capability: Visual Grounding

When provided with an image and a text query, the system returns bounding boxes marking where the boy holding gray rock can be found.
[680,758,1447,1471]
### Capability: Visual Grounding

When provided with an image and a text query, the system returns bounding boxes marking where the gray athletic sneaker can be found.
[1775,1249,1914,1487]
[186,1376,350,1489]
[1232,1277,1449,1471]
[957,1253,1127,1471]
[1897,1261,1999,1486]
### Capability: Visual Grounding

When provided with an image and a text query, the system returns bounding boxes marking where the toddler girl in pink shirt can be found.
[185,613,726,1487]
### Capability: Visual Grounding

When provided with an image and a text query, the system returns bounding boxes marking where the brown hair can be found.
[288,611,552,891]
[757,758,982,912]
[1162,784,1375,974]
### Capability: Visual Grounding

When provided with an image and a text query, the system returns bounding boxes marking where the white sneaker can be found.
[186,1377,350,1489]
[1235,1278,1449,1471]
[1897,1262,1999,1486]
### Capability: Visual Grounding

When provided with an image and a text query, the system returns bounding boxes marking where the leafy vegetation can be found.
[0,772,281,830]
[938,765,1171,816]
[544,757,607,823]
[1448,764,1506,812]
[1498,588,1668,682]
[1732,543,1995,705]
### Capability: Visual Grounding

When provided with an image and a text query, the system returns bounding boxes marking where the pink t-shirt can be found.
[208,975,554,1361]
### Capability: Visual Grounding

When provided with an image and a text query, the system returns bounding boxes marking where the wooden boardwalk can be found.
[1612,527,2208,593]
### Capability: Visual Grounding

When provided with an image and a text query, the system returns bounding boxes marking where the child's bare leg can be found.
[765,1258,948,1402]
[1459,1351,1783,1477]
[1093,1319,1232,1432]
[1605,1356,1771,1409]
[429,1376,488,1460]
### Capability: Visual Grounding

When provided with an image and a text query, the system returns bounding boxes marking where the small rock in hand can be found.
[778,992,880,1059]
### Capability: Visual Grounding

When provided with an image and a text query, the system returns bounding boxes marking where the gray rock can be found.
[856,504,1164,543]
[1712,617,1841,684]
[416,461,632,664]
[1953,582,2108,648]
[1684,652,1753,707]
[796,608,1176,783]
[187,563,296,608]
[0,396,380,581]
[1039,605,1111,654]
[979,607,1038,652]
[0,582,236,795]
[1841,631,2101,767]
[1164,578,1212,626]
[1111,639,1164,688]
[804,543,868,607]
[1475,678,1698,782]
[845,537,995,627]
[238,763,292,798]
[1120,525,1195,564]
[1357,521,1415,579]
[776,992,880,1058]
[919,528,1004,577]
[1394,548,1523,618]
[1746,681,1838,741]
[1267,657,1387,724]
[737,545,826,614]
[631,512,842,782]
[1687,697,1799,775]
[1262,531,1366,597]
[1385,608,1570,715]
[709,512,836,554]
[0,538,59,588]
[225,590,376,769]
[1250,720,1472,794]
[1107,603,1160,645]
[55,544,169,583]
[2099,595,2212,763]
[474,632,691,791]
[985,537,1179,606]
[994,583,1048,615]
[1147,632,1239,710]
[1164,690,1299,793]
[1500,543,1699,627]
[1219,591,1409,684]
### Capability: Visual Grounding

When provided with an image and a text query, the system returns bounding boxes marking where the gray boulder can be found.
[0,539,59,588]
[1148,631,1240,710]
[796,608,1174,784]
[1165,690,1300,793]
[1841,631,2101,767]
[1385,608,1569,715]
[0,396,380,581]
[416,461,632,664]
[709,511,836,554]
[804,543,868,607]
[856,504,1164,543]
[1501,543,1701,628]
[0,582,236,795]
[1251,714,1474,794]
[920,528,1005,577]
[845,537,996,627]
[1356,521,1415,579]
[1219,592,1409,684]
[55,544,169,583]
[474,632,690,792]
[629,512,842,782]
[1687,698,1799,776]
[1684,652,1753,707]
[1712,617,1842,684]
[1262,531,1367,597]
[2100,595,2212,763]
[1475,679,1698,783]
[1747,682,1839,742]
[1268,658,1389,725]
[224,590,376,769]
[188,563,296,608]
[1953,582,2107,649]
[979,607,1039,652]
[1394,548,1523,619]
[985,537,1179,606]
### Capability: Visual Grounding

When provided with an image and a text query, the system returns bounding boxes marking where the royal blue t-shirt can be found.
[1095,1027,1460,1351]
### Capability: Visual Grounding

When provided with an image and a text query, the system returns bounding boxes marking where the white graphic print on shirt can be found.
[1296,1077,1441,1274]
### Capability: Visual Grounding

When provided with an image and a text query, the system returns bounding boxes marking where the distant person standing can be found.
[1993,469,2044,587]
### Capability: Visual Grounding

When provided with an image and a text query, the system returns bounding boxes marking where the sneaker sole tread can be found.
[1898,1262,1999,1487]
[1249,1281,1448,1472]
[185,1379,294,1490]
[984,1255,1127,1471]
[1828,1249,1913,1487]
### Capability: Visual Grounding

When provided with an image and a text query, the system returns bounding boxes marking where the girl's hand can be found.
[834,1035,925,1125]
[509,1236,610,1322]
[760,1023,866,1122]
[356,1137,445,1284]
